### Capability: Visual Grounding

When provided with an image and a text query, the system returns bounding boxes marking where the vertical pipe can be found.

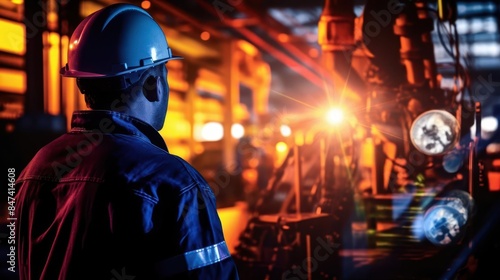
[469,102,481,197]
[394,4,427,85]
[468,141,475,197]
[373,139,386,194]
[394,1,436,88]
[319,136,326,197]
[306,234,312,280]
[293,144,302,215]
[416,1,439,89]
[24,0,46,114]
[475,102,481,144]
[222,40,238,170]
[58,0,80,128]
[186,65,198,162]
[318,0,355,101]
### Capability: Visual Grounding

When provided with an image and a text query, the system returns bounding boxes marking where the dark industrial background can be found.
[1,0,500,279]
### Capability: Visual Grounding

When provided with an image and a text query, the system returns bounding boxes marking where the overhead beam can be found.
[235,0,365,102]
[196,0,333,89]
[237,27,330,87]
[257,0,367,9]
[151,0,226,38]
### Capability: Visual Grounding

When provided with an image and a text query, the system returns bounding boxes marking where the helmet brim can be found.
[60,56,183,78]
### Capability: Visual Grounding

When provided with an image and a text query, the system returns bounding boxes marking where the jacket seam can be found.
[112,136,201,197]
[17,176,105,184]
[69,128,112,134]
[74,111,147,137]
[131,189,159,204]
[177,182,198,197]
[178,159,215,198]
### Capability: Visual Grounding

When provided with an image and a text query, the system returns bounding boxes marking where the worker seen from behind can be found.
[14,3,239,280]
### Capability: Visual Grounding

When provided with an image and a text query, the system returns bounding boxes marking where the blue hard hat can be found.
[61,3,182,78]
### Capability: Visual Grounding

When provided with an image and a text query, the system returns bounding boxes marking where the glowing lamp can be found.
[410,110,460,155]
[231,123,245,139]
[326,108,344,125]
[423,190,475,246]
[280,124,292,137]
[276,141,288,153]
[471,116,498,140]
[141,1,151,9]
[200,122,223,141]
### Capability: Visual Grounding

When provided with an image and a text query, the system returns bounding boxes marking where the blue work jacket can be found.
[15,110,240,280]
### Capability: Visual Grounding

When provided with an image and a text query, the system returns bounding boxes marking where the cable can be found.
[437,20,455,58]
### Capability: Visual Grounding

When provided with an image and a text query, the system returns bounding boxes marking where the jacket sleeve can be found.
[153,180,240,280]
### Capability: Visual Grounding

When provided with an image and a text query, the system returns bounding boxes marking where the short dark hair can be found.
[77,64,165,110]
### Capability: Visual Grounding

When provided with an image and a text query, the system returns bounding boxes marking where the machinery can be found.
[1,0,499,279]
[233,1,500,279]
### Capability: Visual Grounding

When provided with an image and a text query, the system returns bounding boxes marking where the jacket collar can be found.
[71,110,169,152]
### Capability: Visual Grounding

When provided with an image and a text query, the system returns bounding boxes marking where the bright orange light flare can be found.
[200,31,211,41]
[141,1,151,9]
[326,108,344,125]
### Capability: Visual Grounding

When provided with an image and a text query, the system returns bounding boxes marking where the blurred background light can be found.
[141,1,151,9]
[200,31,211,41]
[280,124,291,137]
[326,108,344,125]
[200,122,224,142]
[231,123,245,139]
[471,116,499,140]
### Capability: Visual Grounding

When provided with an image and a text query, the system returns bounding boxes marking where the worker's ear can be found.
[143,75,160,102]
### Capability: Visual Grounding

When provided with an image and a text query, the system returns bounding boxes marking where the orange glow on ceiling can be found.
[237,39,258,57]
[308,48,319,58]
[141,1,151,10]
[277,33,290,43]
[200,31,211,41]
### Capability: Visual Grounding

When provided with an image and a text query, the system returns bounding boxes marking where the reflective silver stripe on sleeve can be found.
[154,241,231,278]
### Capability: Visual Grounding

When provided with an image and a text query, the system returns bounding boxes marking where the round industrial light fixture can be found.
[410,110,460,156]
